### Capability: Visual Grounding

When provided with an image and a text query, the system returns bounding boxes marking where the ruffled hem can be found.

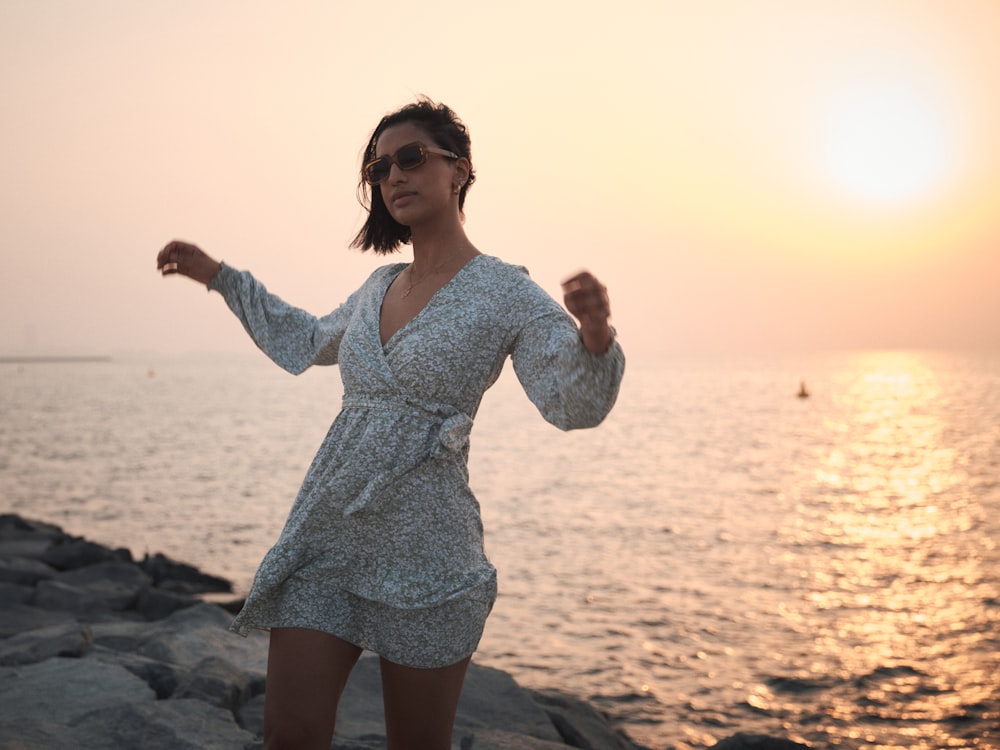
[229,572,497,669]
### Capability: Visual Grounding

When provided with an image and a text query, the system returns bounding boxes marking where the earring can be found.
[453,183,463,195]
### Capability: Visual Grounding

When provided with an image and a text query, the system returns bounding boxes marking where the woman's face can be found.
[374,122,464,228]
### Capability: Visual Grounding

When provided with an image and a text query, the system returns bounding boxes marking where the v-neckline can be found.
[378,254,483,350]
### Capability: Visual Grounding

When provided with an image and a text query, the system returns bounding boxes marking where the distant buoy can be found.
[797,380,809,398]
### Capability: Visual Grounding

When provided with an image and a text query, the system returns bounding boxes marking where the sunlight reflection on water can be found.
[774,352,999,749]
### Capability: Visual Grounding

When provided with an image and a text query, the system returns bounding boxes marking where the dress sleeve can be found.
[208,263,355,375]
[508,275,625,431]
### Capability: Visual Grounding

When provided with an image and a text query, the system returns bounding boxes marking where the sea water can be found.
[1,350,997,749]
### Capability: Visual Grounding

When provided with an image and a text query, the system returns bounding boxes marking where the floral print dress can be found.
[209,254,624,667]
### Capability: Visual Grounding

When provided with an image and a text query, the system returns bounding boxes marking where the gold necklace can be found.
[401,256,453,298]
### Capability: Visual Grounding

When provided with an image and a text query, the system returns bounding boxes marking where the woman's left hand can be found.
[562,271,614,355]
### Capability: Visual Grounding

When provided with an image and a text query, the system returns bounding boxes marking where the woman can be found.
[156,99,624,750]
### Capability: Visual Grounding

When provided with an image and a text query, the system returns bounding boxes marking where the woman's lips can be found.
[390,190,416,207]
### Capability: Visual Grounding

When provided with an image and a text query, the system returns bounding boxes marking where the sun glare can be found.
[822,84,951,204]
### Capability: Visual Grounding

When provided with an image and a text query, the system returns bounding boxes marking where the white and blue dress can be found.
[209,254,624,667]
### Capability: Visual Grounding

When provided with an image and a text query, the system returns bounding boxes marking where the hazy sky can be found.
[2,1,998,361]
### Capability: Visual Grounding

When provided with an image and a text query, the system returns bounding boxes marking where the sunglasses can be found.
[363,141,459,185]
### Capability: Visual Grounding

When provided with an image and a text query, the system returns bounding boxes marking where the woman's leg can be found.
[263,627,363,750]
[380,655,471,750]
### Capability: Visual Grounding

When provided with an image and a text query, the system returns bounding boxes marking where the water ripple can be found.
[2,351,999,749]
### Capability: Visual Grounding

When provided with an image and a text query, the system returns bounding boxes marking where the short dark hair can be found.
[351,98,475,254]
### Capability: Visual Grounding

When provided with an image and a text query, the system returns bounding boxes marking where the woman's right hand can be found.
[156,240,222,287]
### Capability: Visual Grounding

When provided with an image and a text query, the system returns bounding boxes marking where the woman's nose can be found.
[387,162,406,183]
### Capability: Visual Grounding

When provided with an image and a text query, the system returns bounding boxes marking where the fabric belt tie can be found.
[340,395,473,517]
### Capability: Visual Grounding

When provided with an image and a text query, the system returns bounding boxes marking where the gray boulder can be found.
[455,662,565,742]
[708,734,812,749]
[0,556,56,586]
[0,581,33,606]
[462,729,575,749]
[172,655,256,713]
[0,602,76,638]
[0,538,53,560]
[0,620,92,666]
[0,657,155,724]
[41,537,131,570]
[529,689,639,749]
[33,577,137,614]
[64,698,256,750]
[89,645,191,699]
[135,584,200,620]
[140,552,232,595]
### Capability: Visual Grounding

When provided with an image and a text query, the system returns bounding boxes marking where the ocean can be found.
[1,350,998,749]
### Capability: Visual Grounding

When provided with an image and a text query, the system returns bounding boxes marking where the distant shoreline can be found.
[0,355,112,364]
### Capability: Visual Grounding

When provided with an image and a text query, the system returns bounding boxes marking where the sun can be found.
[822,83,951,204]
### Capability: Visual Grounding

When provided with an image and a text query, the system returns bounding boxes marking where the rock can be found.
[85,601,263,674]
[135,584,200,620]
[137,603,268,672]
[331,740,382,750]
[463,729,574,749]
[140,552,232,594]
[172,655,255,713]
[0,717,81,749]
[33,560,157,616]
[58,559,152,589]
[530,689,638,749]
[0,602,76,638]
[41,537,131,570]
[0,621,92,666]
[33,577,137,614]
[236,691,266,736]
[320,653,388,739]
[90,645,190,699]
[455,662,565,742]
[0,538,53,560]
[63,698,256,750]
[0,514,66,541]
[707,733,811,749]
[87,616,154,653]
[0,657,155,723]
[0,556,56,586]
[0,581,34,606]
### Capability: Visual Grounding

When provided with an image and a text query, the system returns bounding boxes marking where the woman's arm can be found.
[509,269,624,430]
[156,240,353,374]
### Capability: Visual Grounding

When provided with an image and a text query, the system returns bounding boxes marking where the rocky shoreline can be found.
[0,514,810,749]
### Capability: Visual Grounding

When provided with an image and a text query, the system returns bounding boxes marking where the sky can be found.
[1,0,998,362]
